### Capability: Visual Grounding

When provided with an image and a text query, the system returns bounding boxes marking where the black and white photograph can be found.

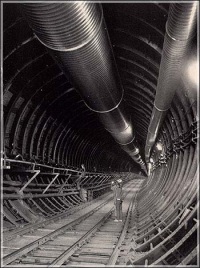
[0,1,199,267]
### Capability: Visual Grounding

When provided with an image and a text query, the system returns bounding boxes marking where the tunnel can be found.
[1,2,199,267]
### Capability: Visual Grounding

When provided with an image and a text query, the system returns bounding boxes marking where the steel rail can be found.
[107,191,138,265]
[48,188,133,266]
[48,209,114,267]
[3,196,113,266]
[3,183,133,266]
[3,192,112,242]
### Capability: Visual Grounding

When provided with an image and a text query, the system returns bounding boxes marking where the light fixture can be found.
[187,59,198,86]
[150,158,154,163]
[123,124,133,136]
[148,162,152,176]
[181,45,198,89]
[156,142,163,151]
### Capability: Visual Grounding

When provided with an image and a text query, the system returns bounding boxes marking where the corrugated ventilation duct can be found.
[145,3,197,167]
[20,3,147,173]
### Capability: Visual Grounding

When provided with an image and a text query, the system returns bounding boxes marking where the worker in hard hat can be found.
[115,179,123,222]
[76,164,86,200]
[111,180,117,220]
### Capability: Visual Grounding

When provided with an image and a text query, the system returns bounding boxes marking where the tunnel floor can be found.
[3,179,144,266]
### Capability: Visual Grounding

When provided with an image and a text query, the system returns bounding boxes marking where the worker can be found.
[115,179,123,222]
[76,164,86,200]
[111,180,117,220]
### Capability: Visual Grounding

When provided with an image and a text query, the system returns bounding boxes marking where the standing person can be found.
[116,179,123,222]
[111,181,117,221]
[76,164,85,189]
[76,164,86,200]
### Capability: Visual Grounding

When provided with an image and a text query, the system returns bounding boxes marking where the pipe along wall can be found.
[145,3,197,170]
[20,3,147,174]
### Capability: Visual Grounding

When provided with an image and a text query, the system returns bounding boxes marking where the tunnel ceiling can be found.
[3,3,197,173]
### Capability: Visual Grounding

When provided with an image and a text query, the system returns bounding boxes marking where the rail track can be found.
[3,180,143,267]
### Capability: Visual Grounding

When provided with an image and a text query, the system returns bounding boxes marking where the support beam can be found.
[43,173,60,194]
[19,170,40,194]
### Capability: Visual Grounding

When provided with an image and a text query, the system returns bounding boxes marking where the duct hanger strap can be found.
[117,136,136,146]
[83,90,124,113]
[129,148,140,156]
[153,104,168,113]
[22,3,103,52]
[110,129,136,146]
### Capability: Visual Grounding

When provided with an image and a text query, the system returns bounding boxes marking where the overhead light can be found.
[133,147,139,155]
[181,45,198,89]
[124,124,133,136]
[150,158,154,163]
[148,163,152,176]
[187,59,198,86]
[156,142,163,151]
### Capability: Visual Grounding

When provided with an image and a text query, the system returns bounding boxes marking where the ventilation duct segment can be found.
[21,3,147,173]
[145,3,197,164]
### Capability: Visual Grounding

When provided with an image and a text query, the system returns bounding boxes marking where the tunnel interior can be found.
[2,2,199,267]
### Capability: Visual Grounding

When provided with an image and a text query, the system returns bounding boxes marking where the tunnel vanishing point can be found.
[1,1,199,267]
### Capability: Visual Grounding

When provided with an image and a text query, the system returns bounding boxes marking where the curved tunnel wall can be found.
[2,2,198,264]
[3,4,142,173]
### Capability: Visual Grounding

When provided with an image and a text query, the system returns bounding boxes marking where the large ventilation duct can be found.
[20,3,146,173]
[145,2,197,165]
